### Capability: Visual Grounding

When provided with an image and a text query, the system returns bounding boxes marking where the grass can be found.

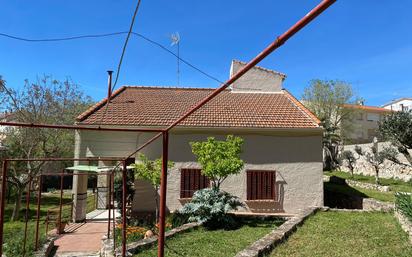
[270,211,412,257]
[324,182,395,202]
[2,192,97,256]
[324,170,412,193]
[133,219,283,257]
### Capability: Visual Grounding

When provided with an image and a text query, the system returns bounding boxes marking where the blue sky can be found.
[1,0,411,106]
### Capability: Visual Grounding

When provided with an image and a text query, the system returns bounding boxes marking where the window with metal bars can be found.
[247,170,276,200]
[180,168,210,198]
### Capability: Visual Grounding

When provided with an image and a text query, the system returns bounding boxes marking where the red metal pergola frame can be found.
[0,157,121,256]
[0,1,336,256]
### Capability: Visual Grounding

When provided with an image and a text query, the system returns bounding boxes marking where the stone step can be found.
[54,251,100,257]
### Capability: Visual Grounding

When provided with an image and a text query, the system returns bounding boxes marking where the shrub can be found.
[180,188,243,230]
[167,211,189,228]
[395,192,412,222]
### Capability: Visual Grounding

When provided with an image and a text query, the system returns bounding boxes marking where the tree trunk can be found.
[11,187,23,221]
[374,166,380,185]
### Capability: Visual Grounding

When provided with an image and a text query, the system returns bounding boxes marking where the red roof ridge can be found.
[123,85,221,91]
[76,86,127,122]
[282,89,321,126]
[343,104,393,112]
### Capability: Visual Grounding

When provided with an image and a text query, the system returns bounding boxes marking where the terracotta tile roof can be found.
[343,104,393,113]
[77,86,321,129]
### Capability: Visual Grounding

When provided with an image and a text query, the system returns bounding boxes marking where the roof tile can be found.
[77,86,320,129]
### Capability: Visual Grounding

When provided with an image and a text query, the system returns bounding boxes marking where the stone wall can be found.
[341,142,412,182]
[235,207,319,257]
[394,210,412,243]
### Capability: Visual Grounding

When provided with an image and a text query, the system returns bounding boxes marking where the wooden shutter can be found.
[180,169,210,198]
[247,170,276,200]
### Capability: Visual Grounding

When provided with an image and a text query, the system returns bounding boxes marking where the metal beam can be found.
[0,121,163,133]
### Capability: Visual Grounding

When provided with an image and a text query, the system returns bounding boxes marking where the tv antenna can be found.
[170,32,181,86]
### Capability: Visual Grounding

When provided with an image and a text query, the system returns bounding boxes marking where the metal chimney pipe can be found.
[107,70,113,99]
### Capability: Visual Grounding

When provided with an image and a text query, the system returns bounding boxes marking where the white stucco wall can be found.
[74,128,323,215]
[230,61,285,93]
[383,99,412,111]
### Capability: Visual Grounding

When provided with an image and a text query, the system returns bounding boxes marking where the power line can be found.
[112,0,143,93]
[98,0,142,125]
[0,32,126,42]
[0,32,223,84]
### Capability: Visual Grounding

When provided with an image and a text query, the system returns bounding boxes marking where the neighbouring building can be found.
[342,104,392,144]
[71,60,324,220]
[382,98,412,112]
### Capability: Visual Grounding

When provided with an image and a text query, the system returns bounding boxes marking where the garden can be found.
[2,191,96,256]
[269,211,412,257]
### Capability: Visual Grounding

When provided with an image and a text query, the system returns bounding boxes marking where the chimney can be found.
[229,60,286,93]
[107,70,113,99]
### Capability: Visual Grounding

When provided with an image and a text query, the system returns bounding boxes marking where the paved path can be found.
[52,210,120,256]
[53,222,107,256]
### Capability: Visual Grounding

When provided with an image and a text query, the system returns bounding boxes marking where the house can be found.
[342,104,392,144]
[71,60,324,220]
[382,98,412,112]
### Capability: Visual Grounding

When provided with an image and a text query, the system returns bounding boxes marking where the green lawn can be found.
[324,181,395,202]
[133,219,282,257]
[2,192,96,256]
[325,170,412,193]
[270,211,412,257]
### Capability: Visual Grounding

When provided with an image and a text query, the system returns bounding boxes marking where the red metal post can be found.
[121,161,127,257]
[0,160,8,257]
[35,175,43,250]
[157,132,169,257]
[0,121,164,133]
[23,178,32,257]
[108,173,112,238]
[58,173,64,234]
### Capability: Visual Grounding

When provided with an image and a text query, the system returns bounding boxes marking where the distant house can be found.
[342,104,392,144]
[71,60,324,220]
[382,98,412,112]
[0,112,14,144]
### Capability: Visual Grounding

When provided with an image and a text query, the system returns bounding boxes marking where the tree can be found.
[132,154,174,222]
[379,111,412,166]
[302,79,360,170]
[339,146,362,178]
[190,135,244,190]
[357,138,398,184]
[0,75,93,220]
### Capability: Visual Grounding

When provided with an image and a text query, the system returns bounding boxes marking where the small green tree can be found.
[340,151,357,178]
[132,154,174,221]
[357,139,398,185]
[379,111,412,166]
[190,135,244,190]
[302,79,361,170]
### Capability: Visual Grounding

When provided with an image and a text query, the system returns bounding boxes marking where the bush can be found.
[167,211,189,228]
[180,188,243,230]
[395,192,412,222]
